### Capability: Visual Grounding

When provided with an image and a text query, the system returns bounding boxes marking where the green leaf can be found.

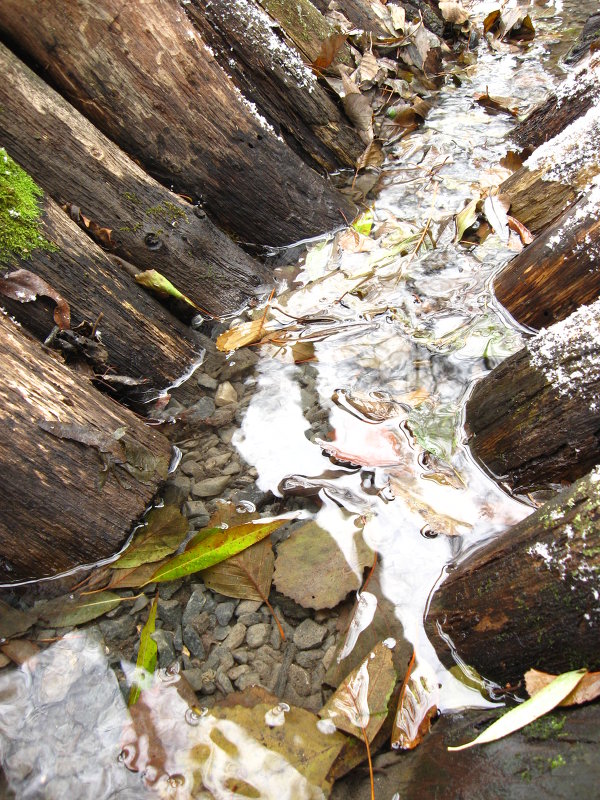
[111,505,189,569]
[135,269,201,311]
[147,519,287,584]
[36,591,123,627]
[448,669,587,751]
[454,198,478,243]
[352,208,374,237]
[128,594,158,706]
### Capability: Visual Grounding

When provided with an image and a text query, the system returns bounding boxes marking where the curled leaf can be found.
[312,33,347,71]
[525,668,600,706]
[0,268,70,329]
[216,318,269,352]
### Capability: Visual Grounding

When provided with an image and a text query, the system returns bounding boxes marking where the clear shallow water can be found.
[0,1,595,796]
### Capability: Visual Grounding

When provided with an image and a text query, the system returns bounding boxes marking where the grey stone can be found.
[246,623,270,648]
[157,598,182,628]
[162,474,192,504]
[215,381,237,407]
[183,668,215,693]
[237,612,263,626]
[158,581,183,601]
[293,619,327,650]
[310,664,326,695]
[99,615,136,641]
[191,476,231,498]
[182,501,210,527]
[197,373,218,390]
[255,645,282,664]
[212,626,230,642]
[204,452,232,471]
[129,594,149,615]
[273,594,311,621]
[189,396,216,419]
[232,648,249,664]
[323,644,337,671]
[223,622,246,650]
[181,460,205,480]
[215,647,235,672]
[183,625,206,660]
[222,461,241,476]
[295,650,324,668]
[151,629,176,668]
[220,348,259,380]
[182,590,207,627]
[283,685,322,713]
[173,624,183,651]
[217,426,237,444]
[228,664,250,681]
[235,600,262,616]
[200,681,216,695]
[252,658,273,680]
[287,664,312,697]
[215,602,236,626]
[235,672,260,691]
[215,668,234,695]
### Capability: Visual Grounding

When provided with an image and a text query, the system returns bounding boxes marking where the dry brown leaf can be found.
[476,90,519,117]
[312,33,347,71]
[216,319,269,352]
[0,268,71,329]
[388,4,405,32]
[500,150,524,173]
[338,229,377,253]
[439,1,469,25]
[525,669,600,705]
[507,215,534,245]
[202,536,274,602]
[342,73,373,142]
[356,140,384,170]
[359,51,380,84]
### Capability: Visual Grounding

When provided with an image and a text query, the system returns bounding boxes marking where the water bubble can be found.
[264,703,290,727]
[316,718,337,735]
[383,637,396,649]
[391,741,401,750]
[236,500,256,513]
[158,662,181,684]
[420,526,439,539]
[118,745,138,772]
[185,705,208,726]
[167,774,186,788]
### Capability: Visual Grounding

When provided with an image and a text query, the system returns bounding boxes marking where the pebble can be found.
[222,461,241,476]
[151,629,176,668]
[183,668,214,693]
[295,650,324,668]
[129,595,149,615]
[215,381,237,407]
[223,622,246,651]
[180,461,205,480]
[322,644,337,671]
[157,598,182,628]
[98,615,136,641]
[182,500,210,527]
[246,623,270,649]
[231,648,250,664]
[215,602,236,626]
[158,581,183,601]
[228,664,250,681]
[212,625,230,642]
[235,672,260,691]
[162,474,192,504]
[191,476,231,498]
[182,625,205,660]
[217,426,236,444]
[188,396,216,419]
[215,668,234,695]
[235,600,262,616]
[237,612,263,626]
[197,374,218,390]
[182,590,207,627]
[287,664,312,697]
[293,619,327,650]
[219,349,258,380]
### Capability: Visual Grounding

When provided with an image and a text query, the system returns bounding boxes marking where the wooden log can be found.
[0,43,267,317]
[0,0,356,247]
[465,299,600,494]
[426,468,600,686]
[185,0,364,172]
[0,191,202,405]
[564,12,600,65]
[335,0,444,38]
[0,313,172,582]
[511,53,600,154]
[493,183,600,329]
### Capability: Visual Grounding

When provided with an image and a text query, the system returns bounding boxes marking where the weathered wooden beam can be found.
[0,42,266,317]
[426,468,600,686]
[493,183,600,329]
[0,313,172,582]
[465,299,600,494]
[0,0,356,247]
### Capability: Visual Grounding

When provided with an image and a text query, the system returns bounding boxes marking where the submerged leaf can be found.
[129,595,158,706]
[454,198,479,243]
[448,669,586,750]
[0,268,70,329]
[392,655,438,749]
[352,209,375,237]
[112,505,189,569]
[525,669,600,706]
[0,600,38,639]
[36,591,123,627]
[147,519,286,584]
[202,536,275,603]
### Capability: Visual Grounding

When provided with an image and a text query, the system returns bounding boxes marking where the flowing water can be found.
[0,1,595,797]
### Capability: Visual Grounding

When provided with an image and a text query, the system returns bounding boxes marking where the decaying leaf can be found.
[111,505,189,570]
[500,150,523,173]
[448,669,586,750]
[216,318,269,352]
[342,73,373,142]
[484,8,535,42]
[454,198,479,243]
[64,204,114,250]
[0,268,70,329]
[107,560,168,590]
[525,668,600,706]
[356,140,385,170]
[147,519,287,584]
[391,655,438,749]
[129,594,158,706]
[202,536,275,603]
[135,269,202,312]
[320,641,397,742]
[273,522,374,610]
[483,194,511,243]
[507,215,534,245]
[476,90,519,117]
[35,591,123,627]
[439,2,469,25]
[0,600,38,640]
[312,33,347,71]
[359,50,380,84]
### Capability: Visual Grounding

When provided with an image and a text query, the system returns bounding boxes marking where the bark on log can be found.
[465,299,600,494]
[511,53,600,154]
[0,313,172,582]
[0,43,266,317]
[1,193,202,406]
[493,184,600,329]
[185,0,363,172]
[426,468,600,686]
[0,0,356,247]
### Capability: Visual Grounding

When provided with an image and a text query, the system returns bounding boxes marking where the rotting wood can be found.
[337,0,444,38]
[465,300,600,494]
[0,42,267,317]
[426,467,600,687]
[0,313,172,582]
[494,183,600,329]
[0,192,202,407]
[0,0,356,247]
[185,0,364,171]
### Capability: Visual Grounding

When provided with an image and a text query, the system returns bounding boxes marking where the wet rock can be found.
[228,664,251,681]
[219,348,259,380]
[246,623,270,648]
[295,650,324,668]
[215,602,236,627]
[204,452,232,472]
[197,374,218,390]
[157,598,182,628]
[231,485,273,511]
[223,622,247,651]
[217,425,237,444]
[235,600,262,616]
[151,629,176,668]
[222,461,241,476]
[215,381,238,406]
[232,648,250,664]
[182,590,207,627]
[273,641,296,696]
[187,396,216,420]
[182,500,210,526]
[287,663,312,697]
[293,619,327,650]
[173,624,183,651]
[237,612,263,626]
[183,625,205,660]
[129,594,149,615]
[161,474,192,505]
[310,664,326,695]
[283,683,322,713]
[158,581,183,601]
[235,671,260,691]
[208,407,237,428]
[183,667,215,693]
[215,668,234,695]
[98,615,137,642]
[191,476,231,498]
[323,644,337,671]
[271,593,311,621]
[180,460,205,480]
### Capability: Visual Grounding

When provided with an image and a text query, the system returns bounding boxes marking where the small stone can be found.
[287,664,311,697]
[310,664,326,695]
[157,598,182,628]
[228,664,251,681]
[215,668,234,694]
[216,647,235,672]
[235,672,260,691]
[235,600,262,616]
[251,659,272,680]
[183,625,206,660]
[162,474,192,505]
[151,629,176,668]
[188,396,216,420]
[222,461,241,476]
[173,624,183,651]
[293,619,327,650]
[232,648,249,664]
[184,668,215,693]
[237,612,263,627]
[158,581,183,601]
[255,645,282,663]
[180,461,205,480]
[217,426,237,444]
[191,476,231,498]
[182,590,207,627]
[223,622,246,651]
[220,348,259,380]
[283,685,322,713]
[201,681,216,696]
[197,374,218,390]
[215,602,236,626]
[215,381,238,407]
[212,626,230,641]
[99,615,136,641]
[182,500,210,527]
[295,650,324,668]
[246,623,270,648]
[322,644,337,671]
[129,594,149,615]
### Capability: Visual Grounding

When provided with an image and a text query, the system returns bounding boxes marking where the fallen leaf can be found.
[129,594,158,706]
[500,151,523,172]
[0,600,38,639]
[359,51,380,84]
[454,198,479,243]
[35,591,123,627]
[0,268,70,329]
[388,3,405,32]
[338,229,377,253]
[111,505,189,569]
[202,536,274,602]
[0,639,39,665]
[135,269,202,312]
[147,519,286,584]
[439,1,469,25]
[356,140,384,170]
[476,90,519,116]
[312,33,347,71]
[64,204,114,250]
[525,669,600,706]
[448,669,586,750]
[391,654,438,749]
[216,318,269,352]
[483,9,501,35]
[483,194,511,243]
[507,215,534,245]
[320,642,396,742]
[107,560,168,589]
[342,73,373,141]
[273,522,374,610]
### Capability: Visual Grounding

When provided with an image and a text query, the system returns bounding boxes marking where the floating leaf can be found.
[273,522,374,610]
[216,318,269,352]
[312,33,347,71]
[320,642,396,742]
[147,519,286,584]
[36,591,123,627]
[0,268,70,329]
[448,669,586,751]
[352,209,374,237]
[525,669,600,706]
[202,536,274,602]
[135,269,201,312]
[111,505,188,569]
[129,595,158,706]
[392,654,438,749]
[454,198,479,243]
[483,194,511,243]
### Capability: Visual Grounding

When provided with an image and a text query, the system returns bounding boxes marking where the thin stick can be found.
[395,181,438,286]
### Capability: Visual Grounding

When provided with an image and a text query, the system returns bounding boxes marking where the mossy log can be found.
[426,468,600,686]
[465,300,600,494]
[493,185,600,329]
[511,53,600,154]
[0,42,266,317]
[185,0,363,172]
[0,313,172,582]
[1,192,202,406]
[0,0,356,247]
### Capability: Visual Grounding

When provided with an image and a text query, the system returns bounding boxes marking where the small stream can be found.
[0,1,595,797]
